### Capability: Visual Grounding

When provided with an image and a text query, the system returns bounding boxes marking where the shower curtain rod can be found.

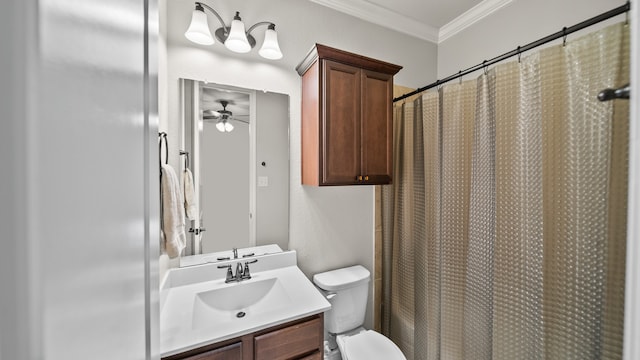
[393,2,631,103]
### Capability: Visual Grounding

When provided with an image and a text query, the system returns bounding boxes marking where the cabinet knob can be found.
[365,175,369,181]
[357,175,363,181]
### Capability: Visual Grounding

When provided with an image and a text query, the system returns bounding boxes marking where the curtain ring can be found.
[562,27,568,47]
[483,60,488,76]
[517,46,522,63]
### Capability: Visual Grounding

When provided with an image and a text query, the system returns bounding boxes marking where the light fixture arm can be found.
[246,22,275,36]
[196,2,228,35]
[195,2,273,43]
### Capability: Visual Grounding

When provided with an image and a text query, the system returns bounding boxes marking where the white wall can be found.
[256,91,290,251]
[163,0,438,329]
[438,0,628,79]
[200,118,251,253]
[1,0,159,358]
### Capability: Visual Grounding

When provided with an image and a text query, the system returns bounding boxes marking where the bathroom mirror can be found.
[179,79,289,265]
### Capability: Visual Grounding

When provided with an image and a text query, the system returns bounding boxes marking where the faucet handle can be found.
[241,259,258,280]
[217,264,234,283]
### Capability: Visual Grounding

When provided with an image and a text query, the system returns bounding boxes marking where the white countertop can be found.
[160,251,331,357]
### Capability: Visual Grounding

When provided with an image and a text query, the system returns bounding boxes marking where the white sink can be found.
[160,251,331,357]
[192,276,292,330]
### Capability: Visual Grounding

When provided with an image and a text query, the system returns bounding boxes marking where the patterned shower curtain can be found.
[381,23,629,360]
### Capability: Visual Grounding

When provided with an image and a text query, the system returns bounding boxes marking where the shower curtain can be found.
[381,22,629,360]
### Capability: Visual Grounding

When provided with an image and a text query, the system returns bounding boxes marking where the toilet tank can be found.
[313,265,370,334]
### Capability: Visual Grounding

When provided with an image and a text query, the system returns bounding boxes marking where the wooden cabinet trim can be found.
[296,43,402,77]
[301,61,321,186]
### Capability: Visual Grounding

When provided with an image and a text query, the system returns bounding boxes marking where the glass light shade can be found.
[185,9,214,45]
[215,120,234,132]
[259,28,283,60]
[225,19,251,53]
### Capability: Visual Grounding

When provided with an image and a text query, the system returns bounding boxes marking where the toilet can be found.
[313,265,407,360]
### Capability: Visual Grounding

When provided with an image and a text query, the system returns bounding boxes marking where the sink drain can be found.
[236,311,246,318]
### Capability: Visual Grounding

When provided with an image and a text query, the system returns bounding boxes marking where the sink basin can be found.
[192,276,292,329]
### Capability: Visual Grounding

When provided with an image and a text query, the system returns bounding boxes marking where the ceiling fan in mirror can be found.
[203,100,249,133]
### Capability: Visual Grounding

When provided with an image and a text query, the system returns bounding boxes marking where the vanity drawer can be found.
[297,351,322,360]
[181,341,242,360]
[254,317,323,360]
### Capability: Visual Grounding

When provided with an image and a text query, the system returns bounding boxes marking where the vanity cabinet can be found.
[296,44,402,186]
[162,314,323,360]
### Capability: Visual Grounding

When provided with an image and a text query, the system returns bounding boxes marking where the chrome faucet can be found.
[217,259,258,283]
[236,262,244,279]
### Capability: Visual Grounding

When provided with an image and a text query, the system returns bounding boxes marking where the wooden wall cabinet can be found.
[162,314,323,360]
[296,44,402,186]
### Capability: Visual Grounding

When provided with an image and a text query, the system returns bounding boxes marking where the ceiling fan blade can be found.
[203,109,221,119]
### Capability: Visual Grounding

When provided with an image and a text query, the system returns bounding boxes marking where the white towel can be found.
[161,164,186,258]
[182,168,197,221]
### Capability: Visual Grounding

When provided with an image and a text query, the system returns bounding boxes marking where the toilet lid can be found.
[340,330,406,360]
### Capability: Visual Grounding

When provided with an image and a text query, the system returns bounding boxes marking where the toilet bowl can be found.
[335,327,406,360]
[313,265,406,360]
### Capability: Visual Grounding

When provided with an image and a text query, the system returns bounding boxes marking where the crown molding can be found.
[309,0,439,43]
[439,0,513,43]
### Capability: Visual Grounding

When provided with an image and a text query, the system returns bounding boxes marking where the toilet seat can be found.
[337,329,406,360]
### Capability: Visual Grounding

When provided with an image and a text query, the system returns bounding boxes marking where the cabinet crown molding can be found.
[295,43,402,77]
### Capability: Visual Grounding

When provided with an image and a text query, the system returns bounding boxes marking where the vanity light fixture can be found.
[185,2,283,60]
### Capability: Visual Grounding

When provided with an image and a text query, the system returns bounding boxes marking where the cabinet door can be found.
[361,69,393,184]
[322,60,361,185]
[182,342,242,360]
